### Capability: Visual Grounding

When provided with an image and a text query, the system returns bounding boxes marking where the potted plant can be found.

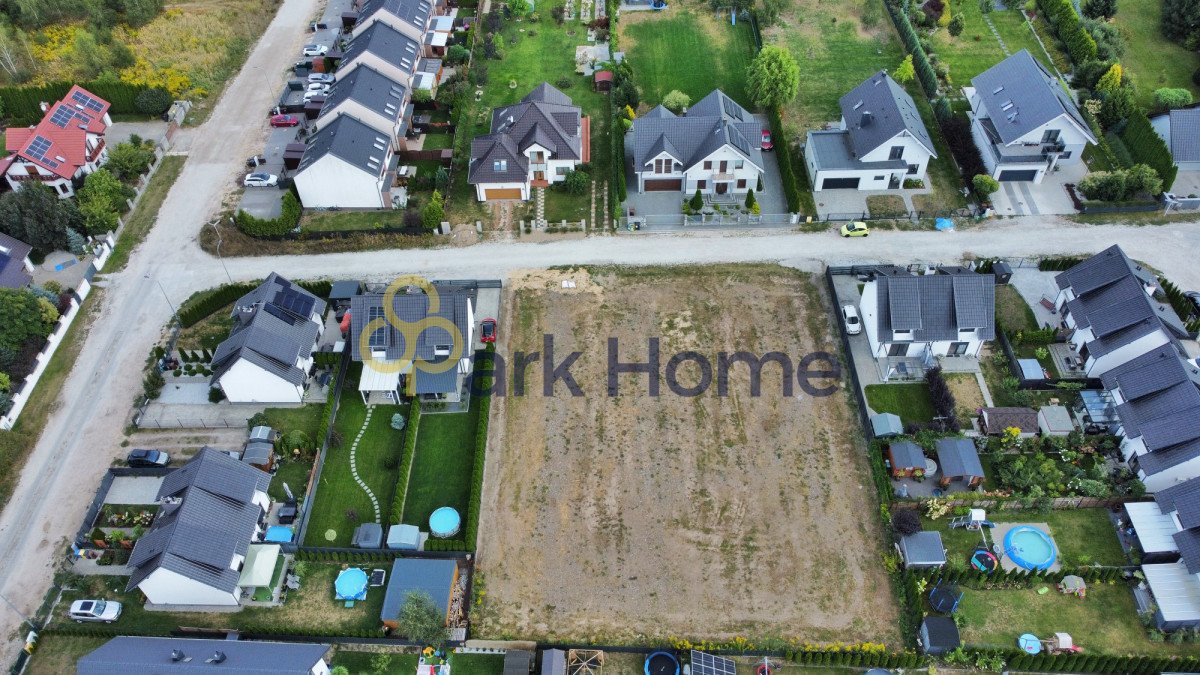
[108,529,127,549]
[91,527,108,548]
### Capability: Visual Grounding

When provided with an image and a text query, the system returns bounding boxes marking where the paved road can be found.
[4,0,1200,660]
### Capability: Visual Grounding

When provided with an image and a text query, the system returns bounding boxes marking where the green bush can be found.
[766,107,805,213]
[1121,108,1178,191]
[135,87,172,116]
[0,81,152,125]
[235,191,302,237]
[176,281,259,328]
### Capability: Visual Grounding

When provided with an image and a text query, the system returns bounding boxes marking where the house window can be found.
[907,164,918,175]
[1060,151,1072,159]
[654,159,673,174]
[888,146,904,160]
[697,180,707,189]
[874,175,885,180]
[556,166,569,176]
[703,161,712,170]
[1041,129,1061,143]
[56,183,68,195]
[493,160,507,172]
[674,162,682,171]
[736,179,746,189]
[734,160,744,169]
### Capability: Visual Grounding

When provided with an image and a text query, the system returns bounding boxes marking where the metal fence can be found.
[819,207,976,223]
[131,410,247,429]
[624,212,799,229]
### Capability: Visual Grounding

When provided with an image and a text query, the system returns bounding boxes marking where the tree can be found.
[948,13,964,35]
[0,372,10,391]
[396,590,450,645]
[689,189,704,211]
[135,87,172,116]
[422,190,444,231]
[613,77,639,111]
[0,288,57,353]
[0,182,81,254]
[892,509,922,536]
[562,169,590,195]
[661,89,690,114]
[1154,87,1195,110]
[744,188,756,209]
[106,141,156,180]
[1162,0,1200,45]
[938,5,953,27]
[979,0,994,13]
[1083,0,1117,18]
[1095,62,1122,93]
[508,0,531,16]
[1098,86,1135,128]
[66,228,85,256]
[447,44,470,65]
[893,54,915,84]
[746,45,800,109]
[77,168,134,234]
[973,174,999,196]
[434,166,450,190]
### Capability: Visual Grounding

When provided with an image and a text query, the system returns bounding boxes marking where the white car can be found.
[306,82,330,93]
[302,44,329,57]
[303,87,329,101]
[68,599,122,623]
[842,304,862,335]
[243,173,278,188]
[307,73,335,84]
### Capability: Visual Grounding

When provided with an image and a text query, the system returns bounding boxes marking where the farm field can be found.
[1113,0,1200,108]
[474,265,898,643]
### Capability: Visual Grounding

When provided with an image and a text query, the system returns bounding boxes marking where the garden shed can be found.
[886,441,926,478]
[1017,358,1046,381]
[871,412,904,438]
[386,523,421,550]
[242,440,274,471]
[330,280,362,310]
[541,649,567,675]
[980,407,1038,437]
[1038,405,1075,436]
[380,558,460,628]
[593,70,612,92]
[898,531,946,568]
[920,616,961,654]
[935,438,985,488]
[504,651,534,675]
[352,522,382,549]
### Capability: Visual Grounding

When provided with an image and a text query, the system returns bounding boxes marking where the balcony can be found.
[529,162,548,172]
[86,138,106,163]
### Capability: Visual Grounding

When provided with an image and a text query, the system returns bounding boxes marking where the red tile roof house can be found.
[0,85,112,199]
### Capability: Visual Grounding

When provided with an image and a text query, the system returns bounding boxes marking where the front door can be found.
[534,171,545,181]
[716,182,728,194]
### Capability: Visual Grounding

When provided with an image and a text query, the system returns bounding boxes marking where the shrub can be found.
[941,114,987,182]
[106,140,156,180]
[1154,87,1194,110]
[892,509,922,536]
[1077,170,1127,200]
[388,401,422,525]
[924,367,960,432]
[235,192,301,237]
[1083,0,1116,18]
[421,190,444,231]
[208,387,225,403]
[948,14,964,36]
[767,107,803,213]
[134,87,172,116]
[562,169,589,195]
[1121,108,1178,191]
[973,174,1000,197]
[662,89,690,113]
[554,76,573,90]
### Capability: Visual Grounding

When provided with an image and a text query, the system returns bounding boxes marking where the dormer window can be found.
[493,159,507,172]
[434,344,452,356]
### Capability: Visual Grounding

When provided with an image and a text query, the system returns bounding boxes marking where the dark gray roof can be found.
[504,650,534,675]
[235,273,325,319]
[1157,478,1200,530]
[922,616,961,651]
[1135,438,1200,476]
[319,63,408,126]
[888,441,925,469]
[806,130,907,171]
[469,83,582,185]
[1176,527,1200,574]
[982,407,1038,433]
[0,232,32,289]
[341,21,421,80]
[128,449,270,594]
[414,363,460,395]
[358,0,433,32]
[899,531,946,565]
[1055,245,1156,294]
[936,438,984,478]
[349,287,472,362]
[297,113,393,179]
[1169,109,1200,162]
[352,522,383,548]
[242,440,273,465]
[839,70,936,157]
[970,50,1095,146]
[330,280,362,300]
[212,274,323,389]
[630,89,764,175]
[77,637,329,675]
[873,268,995,342]
[542,650,567,675]
[380,558,458,622]
[1101,344,1198,400]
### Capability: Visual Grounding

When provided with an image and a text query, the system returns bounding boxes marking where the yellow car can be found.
[840,222,869,237]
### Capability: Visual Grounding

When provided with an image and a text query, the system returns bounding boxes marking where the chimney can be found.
[860,111,873,127]
[171,650,189,662]
[206,651,227,664]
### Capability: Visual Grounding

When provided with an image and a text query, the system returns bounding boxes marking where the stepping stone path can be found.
[580,0,593,22]
[350,405,382,523]
[982,15,1010,56]
[535,187,546,226]
[566,0,577,21]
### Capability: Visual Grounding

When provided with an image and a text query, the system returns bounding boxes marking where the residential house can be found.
[1150,107,1200,172]
[0,233,33,289]
[315,64,410,148]
[127,449,272,607]
[963,50,1096,183]
[338,21,423,90]
[935,437,985,488]
[468,83,588,201]
[628,89,765,198]
[351,0,437,44]
[1126,478,1200,629]
[77,637,331,674]
[979,407,1038,437]
[858,266,996,381]
[805,71,937,191]
[349,284,474,402]
[210,273,326,404]
[294,114,398,209]
[0,85,112,198]
[380,558,460,629]
[1053,245,1188,377]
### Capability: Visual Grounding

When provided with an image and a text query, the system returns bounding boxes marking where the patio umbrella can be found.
[1018,633,1042,655]
[334,567,368,601]
[1060,575,1086,593]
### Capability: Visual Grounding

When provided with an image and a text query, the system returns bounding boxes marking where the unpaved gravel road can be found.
[2,0,1200,657]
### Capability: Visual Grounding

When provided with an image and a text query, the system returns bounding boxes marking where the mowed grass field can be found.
[1114,0,1200,108]
[401,398,484,527]
[620,5,757,109]
[930,6,1062,82]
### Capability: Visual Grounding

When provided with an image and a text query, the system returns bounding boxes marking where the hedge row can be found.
[610,99,626,214]
[1037,0,1097,65]
[766,107,802,213]
[1159,277,1197,323]
[1122,108,1179,192]
[388,400,422,526]
[1001,650,1198,674]
[0,80,154,125]
[781,648,921,669]
[424,538,468,551]
[314,357,343,450]
[235,191,302,237]
[313,351,340,368]
[915,563,1130,585]
[463,348,495,551]
[1038,255,1088,270]
[887,0,937,96]
[176,277,331,328]
[294,549,401,563]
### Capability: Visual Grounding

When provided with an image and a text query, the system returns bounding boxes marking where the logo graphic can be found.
[359,275,465,376]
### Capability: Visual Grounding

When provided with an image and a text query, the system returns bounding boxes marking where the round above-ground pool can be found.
[645,652,679,675]
[1003,525,1057,571]
[430,507,462,538]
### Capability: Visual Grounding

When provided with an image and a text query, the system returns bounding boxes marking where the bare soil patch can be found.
[945,373,986,427]
[474,265,898,644]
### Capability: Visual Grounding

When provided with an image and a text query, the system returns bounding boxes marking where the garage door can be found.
[643,179,682,191]
[485,188,523,199]
[998,170,1038,182]
[820,177,860,190]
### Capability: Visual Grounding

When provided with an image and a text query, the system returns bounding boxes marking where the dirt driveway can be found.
[474,265,898,645]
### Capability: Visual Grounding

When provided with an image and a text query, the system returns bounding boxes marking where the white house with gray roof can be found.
[1125,478,1200,629]
[127,449,272,607]
[351,0,437,44]
[964,50,1096,183]
[294,115,397,209]
[468,83,587,201]
[859,266,995,381]
[1151,107,1200,172]
[805,71,937,191]
[210,273,325,404]
[78,637,331,674]
[315,63,410,148]
[629,89,764,197]
[338,21,423,92]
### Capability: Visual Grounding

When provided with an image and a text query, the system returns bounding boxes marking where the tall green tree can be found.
[396,591,449,645]
[422,190,445,231]
[0,182,82,254]
[1083,0,1117,18]
[77,168,133,234]
[1162,0,1200,45]
[746,45,800,109]
[0,288,57,353]
[893,54,915,84]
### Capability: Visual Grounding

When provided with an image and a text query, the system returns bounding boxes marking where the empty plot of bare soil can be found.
[474,265,898,645]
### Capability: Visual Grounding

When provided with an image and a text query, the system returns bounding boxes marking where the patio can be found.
[988,162,1086,217]
[1008,268,1062,329]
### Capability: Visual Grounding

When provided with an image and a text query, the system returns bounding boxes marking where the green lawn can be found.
[541,187,592,224]
[923,507,1127,567]
[332,650,419,673]
[1113,0,1200,109]
[995,284,1039,333]
[865,383,935,425]
[26,635,108,675]
[931,7,1062,83]
[422,132,454,150]
[302,209,418,233]
[175,301,234,352]
[450,653,504,675]
[304,393,405,547]
[621,4,757,109]
[959,582,1200,655]
[401,400,483,527]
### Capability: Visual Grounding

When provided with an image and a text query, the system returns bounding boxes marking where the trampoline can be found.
[971,546,998,573]
[264,525,294,543]
[335,567,368,601]
[1004,526,1057,571]
[430,507,462,538]
[928,584,963,614]
[645,652,679,675]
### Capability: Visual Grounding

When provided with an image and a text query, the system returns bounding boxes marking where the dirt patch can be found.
[945,373,986,426]
[766,0,884,48]
[475,264,898,644]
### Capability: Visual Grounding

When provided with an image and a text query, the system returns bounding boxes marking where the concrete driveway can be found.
[989,162,1084,216]
[237,123,303,218]
[108,120,169,147]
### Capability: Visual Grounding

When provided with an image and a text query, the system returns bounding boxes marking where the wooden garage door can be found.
[820,177,860,190]
[997,170,1038,181]
[643,179,682,191]
[485,188,522,199]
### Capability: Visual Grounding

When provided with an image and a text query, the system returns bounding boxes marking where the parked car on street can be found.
[1185,291,1200,315]
[760,129,773,151]
[481,318,497,343]
[126,449,170,468]
[307,73,335,84]
[69,599,122,623]
[306,82,330,93]
[244,173,279,187]
[270,114,300,127]
[302,44,328,56]
[841,304,862,335]
[840,221,869,237]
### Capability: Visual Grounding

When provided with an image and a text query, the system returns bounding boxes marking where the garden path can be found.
[349,406,382,523]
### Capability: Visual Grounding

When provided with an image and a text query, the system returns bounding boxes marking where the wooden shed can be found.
[594,70,613,92]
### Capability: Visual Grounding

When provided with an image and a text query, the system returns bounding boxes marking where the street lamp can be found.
[144,273,177,321]
[212,220,233,283]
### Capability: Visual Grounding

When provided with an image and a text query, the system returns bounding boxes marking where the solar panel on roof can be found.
[49,106,75,128]
[262,302,299,326]
[71,89,105,113]
[274,288,316,318]
[367,306,388,347]
[690,652,735,675]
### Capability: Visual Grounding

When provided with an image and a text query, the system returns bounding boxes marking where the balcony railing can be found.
[529,162,548,172]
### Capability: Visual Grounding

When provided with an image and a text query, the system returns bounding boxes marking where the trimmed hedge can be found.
[388,400,422,526]
[464,347,495,551]
[0,80,154,125]
[425,538,468,551]
[766,107,803,213]
[176,277,331,328]
[314,358,343,449]
[1121,108,1179,191]
[235,191,302,237]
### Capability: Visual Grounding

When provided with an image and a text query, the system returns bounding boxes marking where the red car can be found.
[480,318,497,343]
[270,114,300,127]
[760,128,774,151]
